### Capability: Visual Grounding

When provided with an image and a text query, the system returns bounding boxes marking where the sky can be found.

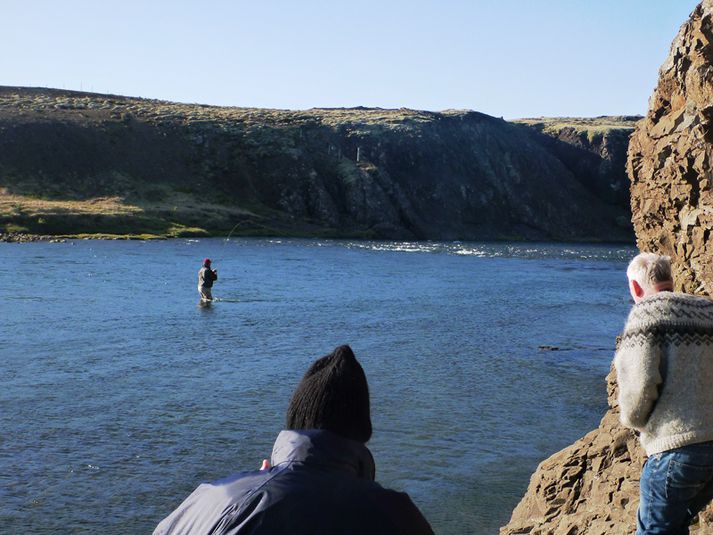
[0,0,701,118]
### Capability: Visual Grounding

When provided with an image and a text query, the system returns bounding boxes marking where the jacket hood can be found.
[271,429,376,481]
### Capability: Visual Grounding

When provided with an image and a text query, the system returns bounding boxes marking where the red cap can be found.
[203,258,211,265]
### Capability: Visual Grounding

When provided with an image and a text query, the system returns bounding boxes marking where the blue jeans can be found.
[637,441,713,534]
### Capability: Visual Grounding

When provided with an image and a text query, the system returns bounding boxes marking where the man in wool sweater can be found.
[615,252,713,534]
[153,345,434,535]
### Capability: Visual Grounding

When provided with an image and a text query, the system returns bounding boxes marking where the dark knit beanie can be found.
[286,345,372,443]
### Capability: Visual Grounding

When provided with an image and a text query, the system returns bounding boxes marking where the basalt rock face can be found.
[628,0,713,295]
[0,87,633,240]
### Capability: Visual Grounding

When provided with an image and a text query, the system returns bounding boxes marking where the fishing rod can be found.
[225,220,245,243]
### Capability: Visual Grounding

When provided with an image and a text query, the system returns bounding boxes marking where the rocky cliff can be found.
[628,0,713,296]
[502,2,713,533]
[0,87,633,240]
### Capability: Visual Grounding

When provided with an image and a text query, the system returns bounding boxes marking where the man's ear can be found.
[632,279,645,299]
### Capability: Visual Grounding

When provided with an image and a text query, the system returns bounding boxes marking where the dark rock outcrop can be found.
[516,117,639,206]
[0,87,633,240]
[502,2,713,533]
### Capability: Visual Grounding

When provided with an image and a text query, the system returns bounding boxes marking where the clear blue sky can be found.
[1,0,700,118]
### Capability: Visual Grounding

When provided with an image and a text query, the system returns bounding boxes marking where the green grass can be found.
[0,186,266,238]
[511,116,640,140]
[3,223,29,233]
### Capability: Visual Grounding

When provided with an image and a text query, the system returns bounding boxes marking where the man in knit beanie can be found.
[615,253,713,534]
[153,345,434,535]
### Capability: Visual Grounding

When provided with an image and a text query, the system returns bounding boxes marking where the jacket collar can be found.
[271,429,376,481]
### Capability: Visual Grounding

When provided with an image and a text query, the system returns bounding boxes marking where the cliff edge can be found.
[502,2,713,533]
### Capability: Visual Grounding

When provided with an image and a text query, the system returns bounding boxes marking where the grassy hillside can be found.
[513,116,640,140]
[0,87,635,241]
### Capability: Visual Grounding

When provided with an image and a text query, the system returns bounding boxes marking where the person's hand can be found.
[259,459,270,470]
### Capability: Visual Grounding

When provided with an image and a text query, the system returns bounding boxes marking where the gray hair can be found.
[626,252,672,290]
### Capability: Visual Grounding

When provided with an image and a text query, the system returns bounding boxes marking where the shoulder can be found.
[622,293,713,344]
[618,295,671,351]
[639,292,713,322]
[197,468,272,503]
[622,295,668,336]
[626,292,710,326]
[664,292,713,318]
[154,470,271,534]
[283,477,432,534]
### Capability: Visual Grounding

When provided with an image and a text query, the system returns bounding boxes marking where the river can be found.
[1,238,636,534]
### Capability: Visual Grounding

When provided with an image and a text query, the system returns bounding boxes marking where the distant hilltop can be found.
[0,86,638,241]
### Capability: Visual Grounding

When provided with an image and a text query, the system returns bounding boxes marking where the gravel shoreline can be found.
[1,233,68,243]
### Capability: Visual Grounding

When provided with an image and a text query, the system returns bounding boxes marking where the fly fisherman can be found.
[198,258,217,301]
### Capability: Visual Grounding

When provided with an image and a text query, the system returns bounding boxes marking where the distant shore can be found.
[1,232,67,243]
[0,231,635,245]
[0,86,635,243]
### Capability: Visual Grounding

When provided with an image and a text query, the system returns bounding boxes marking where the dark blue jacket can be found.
[154,429,434,535]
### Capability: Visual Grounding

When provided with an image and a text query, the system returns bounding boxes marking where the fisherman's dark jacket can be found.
[153,429,434,535]
[198,267,217,288]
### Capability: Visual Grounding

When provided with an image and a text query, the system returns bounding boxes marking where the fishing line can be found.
[225,220,245,244]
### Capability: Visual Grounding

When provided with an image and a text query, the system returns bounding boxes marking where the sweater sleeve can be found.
[614,320,663,430]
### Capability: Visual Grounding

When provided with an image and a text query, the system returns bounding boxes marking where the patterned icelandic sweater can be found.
[614,292,713,455]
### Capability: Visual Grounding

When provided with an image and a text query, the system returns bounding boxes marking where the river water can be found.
[1,238,636,534]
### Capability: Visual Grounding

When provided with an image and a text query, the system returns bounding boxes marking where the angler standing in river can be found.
[197,258,218,301]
